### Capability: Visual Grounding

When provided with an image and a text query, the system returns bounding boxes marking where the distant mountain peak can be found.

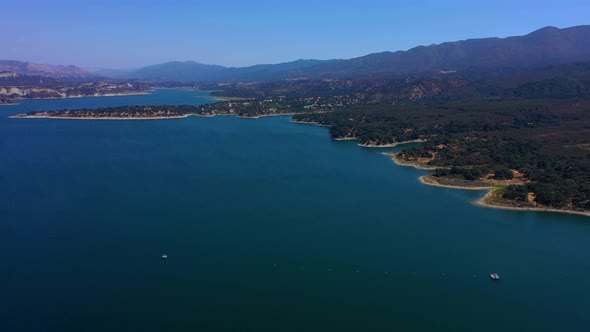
[528,26,561,35]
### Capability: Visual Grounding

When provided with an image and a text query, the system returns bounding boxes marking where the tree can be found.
[493,168,514,180]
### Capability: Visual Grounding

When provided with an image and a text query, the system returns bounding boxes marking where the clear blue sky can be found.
[2,0,589,69]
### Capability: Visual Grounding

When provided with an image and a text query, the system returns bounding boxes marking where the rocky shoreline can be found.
[476,190,590,217]
[389,153,590,217]
[387,152,438,170]
[358,139,426,148]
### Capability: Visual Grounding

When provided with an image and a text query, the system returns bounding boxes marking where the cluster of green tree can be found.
[503,179,590,210]
[208,77,465,103]
[0,97,13,104]
[18,98,316,119]
[205,62,590,105]
[433,167,488,181]
[293,98,563,143]
[18,105,201,118]
[194,98,314,116]
[432,166,513,181]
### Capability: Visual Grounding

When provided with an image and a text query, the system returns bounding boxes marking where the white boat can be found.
[161,254,168,259]
[490,273,500,280]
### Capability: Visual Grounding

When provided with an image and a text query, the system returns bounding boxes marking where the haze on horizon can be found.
[2,0,590,70]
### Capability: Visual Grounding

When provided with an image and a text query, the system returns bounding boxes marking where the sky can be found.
[2,0,589,69]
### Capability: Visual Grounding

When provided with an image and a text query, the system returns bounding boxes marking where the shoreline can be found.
[291,119,332,127]
[236,113,296,119]
[359,139,426,148]
[289,123,427,146]
[475,190,590,217]
[10,112,299,121]
[419,174,590,217]
[387,152,438,170]
[418,175,493,190]
[9,114,193,120]
[11,91,150,101]
[210,96,252,101]
[287,118,587,217]
[386,152,590,217]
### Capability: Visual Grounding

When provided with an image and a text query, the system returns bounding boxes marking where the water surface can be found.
[1,89,589,331]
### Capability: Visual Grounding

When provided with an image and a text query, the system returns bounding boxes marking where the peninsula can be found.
[10,97,331,119]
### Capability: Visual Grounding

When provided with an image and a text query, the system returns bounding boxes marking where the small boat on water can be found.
[161,254,168,260]
[490,273,500,280]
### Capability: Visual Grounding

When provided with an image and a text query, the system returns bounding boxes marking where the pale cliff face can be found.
[0,61,98,79]
[0,72,18,78]
[0,81,147,100]
[0,87,64,98]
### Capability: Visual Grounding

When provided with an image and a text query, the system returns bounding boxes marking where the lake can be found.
[1,89,589,331]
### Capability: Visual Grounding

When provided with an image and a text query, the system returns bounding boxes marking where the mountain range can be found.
[0,60,99,79]
[2,25,590,82]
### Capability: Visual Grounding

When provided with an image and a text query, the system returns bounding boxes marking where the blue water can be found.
[1,89,589,331]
